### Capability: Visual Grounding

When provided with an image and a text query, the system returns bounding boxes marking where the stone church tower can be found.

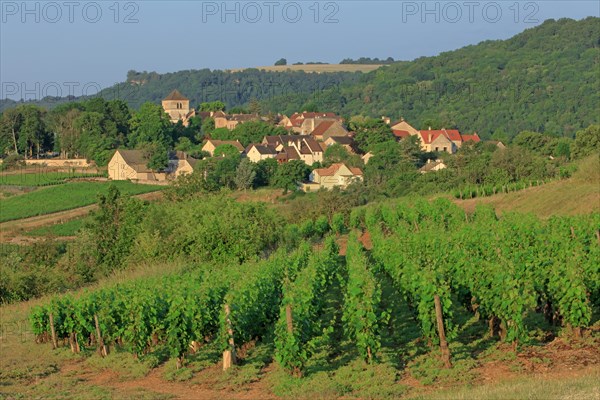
[162,90,194,126]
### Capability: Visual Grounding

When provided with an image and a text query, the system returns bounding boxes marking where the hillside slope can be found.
[262,17,600,139]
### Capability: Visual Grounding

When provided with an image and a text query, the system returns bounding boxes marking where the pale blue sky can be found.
[1,1,598,100]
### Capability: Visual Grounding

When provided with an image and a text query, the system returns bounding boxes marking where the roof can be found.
[115,149,152,173]
[247,144,277,155]
[419,129,462,143]
[172,151,199,168]
[303,137,323,153]
[310,121,335,138]
[461,134,481,143]
[164,89,188,101]
[276,146,300,160]
[392,130,411,139]
[314,163,363,177]
[327,136,354,145]
[420,160,447,172]
[206,140,245,152]
[229,113,259,122]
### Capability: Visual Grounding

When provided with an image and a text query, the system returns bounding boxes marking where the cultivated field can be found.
[0,171,105,186]
[0,181,162,223]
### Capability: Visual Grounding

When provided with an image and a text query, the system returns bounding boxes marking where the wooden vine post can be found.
[49,313,58,349]
[94,314,108,357]
[434,294,452,368]
[222,304,237,370]
[285,304,294,334]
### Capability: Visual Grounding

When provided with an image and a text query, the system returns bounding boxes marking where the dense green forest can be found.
[262,17,600,140]
[0,69,362,113]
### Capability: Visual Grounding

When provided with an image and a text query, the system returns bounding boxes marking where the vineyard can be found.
[27,199,600,396]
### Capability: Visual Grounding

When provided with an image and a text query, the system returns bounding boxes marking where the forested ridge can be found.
[262,17,600,139]
[2,17,598,142]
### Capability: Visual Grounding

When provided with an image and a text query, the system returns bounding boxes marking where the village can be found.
[107,90,483,190]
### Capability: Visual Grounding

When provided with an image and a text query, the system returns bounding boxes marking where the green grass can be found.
[25,217,90,237]
[0,171,106,186]
[0,181,162,222]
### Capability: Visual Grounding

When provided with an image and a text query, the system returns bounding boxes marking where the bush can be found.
[1,154,25,170]
[314,216,330,237]
[331,213,346,235]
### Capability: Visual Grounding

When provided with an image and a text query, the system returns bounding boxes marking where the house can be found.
[108,149,167,182]
[275,146,301,163]
[302,163,363,191]
[162,90,196,127]
[262,135,324,165]
[323,136,356,153]
[280,112,343,134]
[202,140,245,156]
[214,113,259,130]
[245,144,278,163]
[390,118,421,138]
[419,159,447,173]
[389,119,481,153]
[418,128,481,153]
[168,151,199,178]
[309,120,349,141]
[108,149,199,182]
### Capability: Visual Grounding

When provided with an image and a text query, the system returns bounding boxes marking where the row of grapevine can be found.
[342,232,388,364]
[218,244,312,369]
[452,179,553,200]
[30,269,228,366]
[274,237,341,375]
[363,198,599,357]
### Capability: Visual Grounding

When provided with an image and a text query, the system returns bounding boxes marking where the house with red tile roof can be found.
[302,163,363,191]
[389,118,480,153]
[280,112,344,134]
[309,120,349,141]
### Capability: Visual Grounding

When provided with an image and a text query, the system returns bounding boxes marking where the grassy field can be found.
[229,64,384,73]
[0,171,105,186]
[0,181,162,222]
[25,216,90,237]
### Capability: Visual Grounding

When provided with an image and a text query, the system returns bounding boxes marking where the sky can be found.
[1,1,598,100]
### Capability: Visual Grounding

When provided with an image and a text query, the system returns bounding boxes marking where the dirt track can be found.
[0,191,163,244]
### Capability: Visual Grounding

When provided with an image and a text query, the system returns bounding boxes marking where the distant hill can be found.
[0,68,364,113]
[229,64,383,74]
[261,17,600,139]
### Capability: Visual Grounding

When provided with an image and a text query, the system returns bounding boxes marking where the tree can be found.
[324,144,362,167]
[248,98,261,115]
[199,101,226,112]
[234,158,256,191]
[272,160,310,193]
[255,158,279,187]
[139,142,169,171]
[213,144,241,159]
[274,58,287,66]
[349,117,394,153]
[0,107,24,154]
[128,102,173,148]
[571,125,599,159]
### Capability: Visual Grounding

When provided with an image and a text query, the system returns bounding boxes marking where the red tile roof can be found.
[392,130,411,139]
[461,134,481,143]
[310,121,335,138]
